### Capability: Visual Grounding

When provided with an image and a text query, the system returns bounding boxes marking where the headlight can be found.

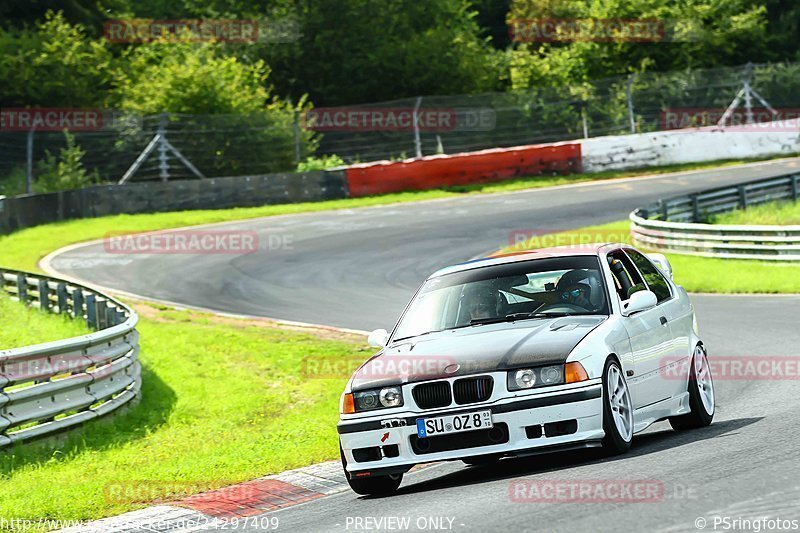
[539,365,563,385]
[513,369,536,389]
[352,386,404,412]
[507,365,566,391]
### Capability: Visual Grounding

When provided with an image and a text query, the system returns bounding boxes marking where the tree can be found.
[0,11,113,107]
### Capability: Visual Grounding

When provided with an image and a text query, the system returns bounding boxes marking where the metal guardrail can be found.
[0,268,140,447]
[630,173,800,260]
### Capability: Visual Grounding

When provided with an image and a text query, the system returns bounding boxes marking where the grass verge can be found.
[0,295,90,348]
[0,156,790,273]
[503,221,800,293]
[712,199,800,225]
[0,299,366,525]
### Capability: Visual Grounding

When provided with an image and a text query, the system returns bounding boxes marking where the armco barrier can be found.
[0,268,140,446]
[344,142,582,197]
[630,173,800,260]
[0,170,348,234]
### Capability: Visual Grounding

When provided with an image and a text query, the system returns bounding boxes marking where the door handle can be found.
[660,316,668,326]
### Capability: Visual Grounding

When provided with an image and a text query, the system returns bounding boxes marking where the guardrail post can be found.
[105,306,116,327]
[660,200,668,221]
[72,288,84,320]
[792,174,799,201]
[86,294,97,330]
[56,283,68,314]
[691,195,700,222]
[38,279,50,312]
[738,185,748,210]
[16,274,27,304]
[96,299,108,330]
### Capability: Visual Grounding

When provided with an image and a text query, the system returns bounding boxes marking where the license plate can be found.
[416,410,493,438]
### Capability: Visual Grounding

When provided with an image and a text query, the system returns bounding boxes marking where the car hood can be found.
[350,316,606,391]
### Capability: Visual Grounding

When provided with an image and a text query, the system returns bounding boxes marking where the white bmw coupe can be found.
[338,243,715,495]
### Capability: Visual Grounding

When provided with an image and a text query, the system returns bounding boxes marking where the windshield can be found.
[392,256,609,341]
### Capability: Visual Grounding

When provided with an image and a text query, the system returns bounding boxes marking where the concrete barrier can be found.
[581,119,800,172]
[0,170,348,234]
[343,142,582,197]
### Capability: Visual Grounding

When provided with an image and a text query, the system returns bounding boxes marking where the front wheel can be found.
[601,358,634,455]
[340,445,402,496]
[669,345,714,430]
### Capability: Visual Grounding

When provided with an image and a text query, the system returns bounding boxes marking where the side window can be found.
[625,249,672,303]
[607,251,646,301]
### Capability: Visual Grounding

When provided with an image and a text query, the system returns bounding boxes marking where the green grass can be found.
[0,295,91,349]
[0,157,785,273]
[712,199,800,225]
[0,300,369,525]
[503,221,800,293]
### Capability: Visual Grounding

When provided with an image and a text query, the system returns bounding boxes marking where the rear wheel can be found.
[670,345,714,430]
[340,445,403,496]
[601,358,633,455]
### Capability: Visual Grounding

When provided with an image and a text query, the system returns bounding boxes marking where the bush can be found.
[296,154,346,172]
[111,43,317,176]
[33,131,98,193]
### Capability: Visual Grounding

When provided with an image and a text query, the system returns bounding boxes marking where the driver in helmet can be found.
[556,270,596,311]
[466,285,498,321]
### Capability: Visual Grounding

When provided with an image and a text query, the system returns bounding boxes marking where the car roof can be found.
[430,242,624,278]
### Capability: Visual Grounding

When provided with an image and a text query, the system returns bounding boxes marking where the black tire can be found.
[601,358,633,455]
[669,345,714,431]
[340,445,403,496]
[462,454,502,466]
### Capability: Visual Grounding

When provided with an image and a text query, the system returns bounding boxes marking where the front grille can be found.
[410,423,509,455]
[412,382,451,409]
[453,376,493,405]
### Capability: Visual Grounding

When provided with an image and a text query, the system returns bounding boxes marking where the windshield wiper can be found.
[469,313,549,326]
[526,311,574,318]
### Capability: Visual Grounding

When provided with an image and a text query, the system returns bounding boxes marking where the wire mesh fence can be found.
[2,60,800,195]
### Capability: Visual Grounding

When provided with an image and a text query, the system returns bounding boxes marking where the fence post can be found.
[96,299,108,330]
[626,73,636,133]
[105,305,116,328]
[86,294,97,329]
[56,282,68,314]
[293,109,301,164]
[16,274,27,304]
[581,103,589,139]
[738,185,748,210]
[26,130,34,194]
[73,288,84,320]
[413,96,423,158]
[158,113,169,181]
[38,278,50,311]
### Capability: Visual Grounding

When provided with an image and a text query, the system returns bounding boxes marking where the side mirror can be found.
[622,290,658,317]
[367,328,389,348]
[647,253,673,280]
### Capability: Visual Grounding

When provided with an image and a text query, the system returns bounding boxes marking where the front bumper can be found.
[338,382,604,476]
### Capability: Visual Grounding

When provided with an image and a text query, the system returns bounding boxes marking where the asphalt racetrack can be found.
[50,158,800,532]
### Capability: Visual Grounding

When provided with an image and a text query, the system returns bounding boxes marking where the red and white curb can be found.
[59,461,348,532]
